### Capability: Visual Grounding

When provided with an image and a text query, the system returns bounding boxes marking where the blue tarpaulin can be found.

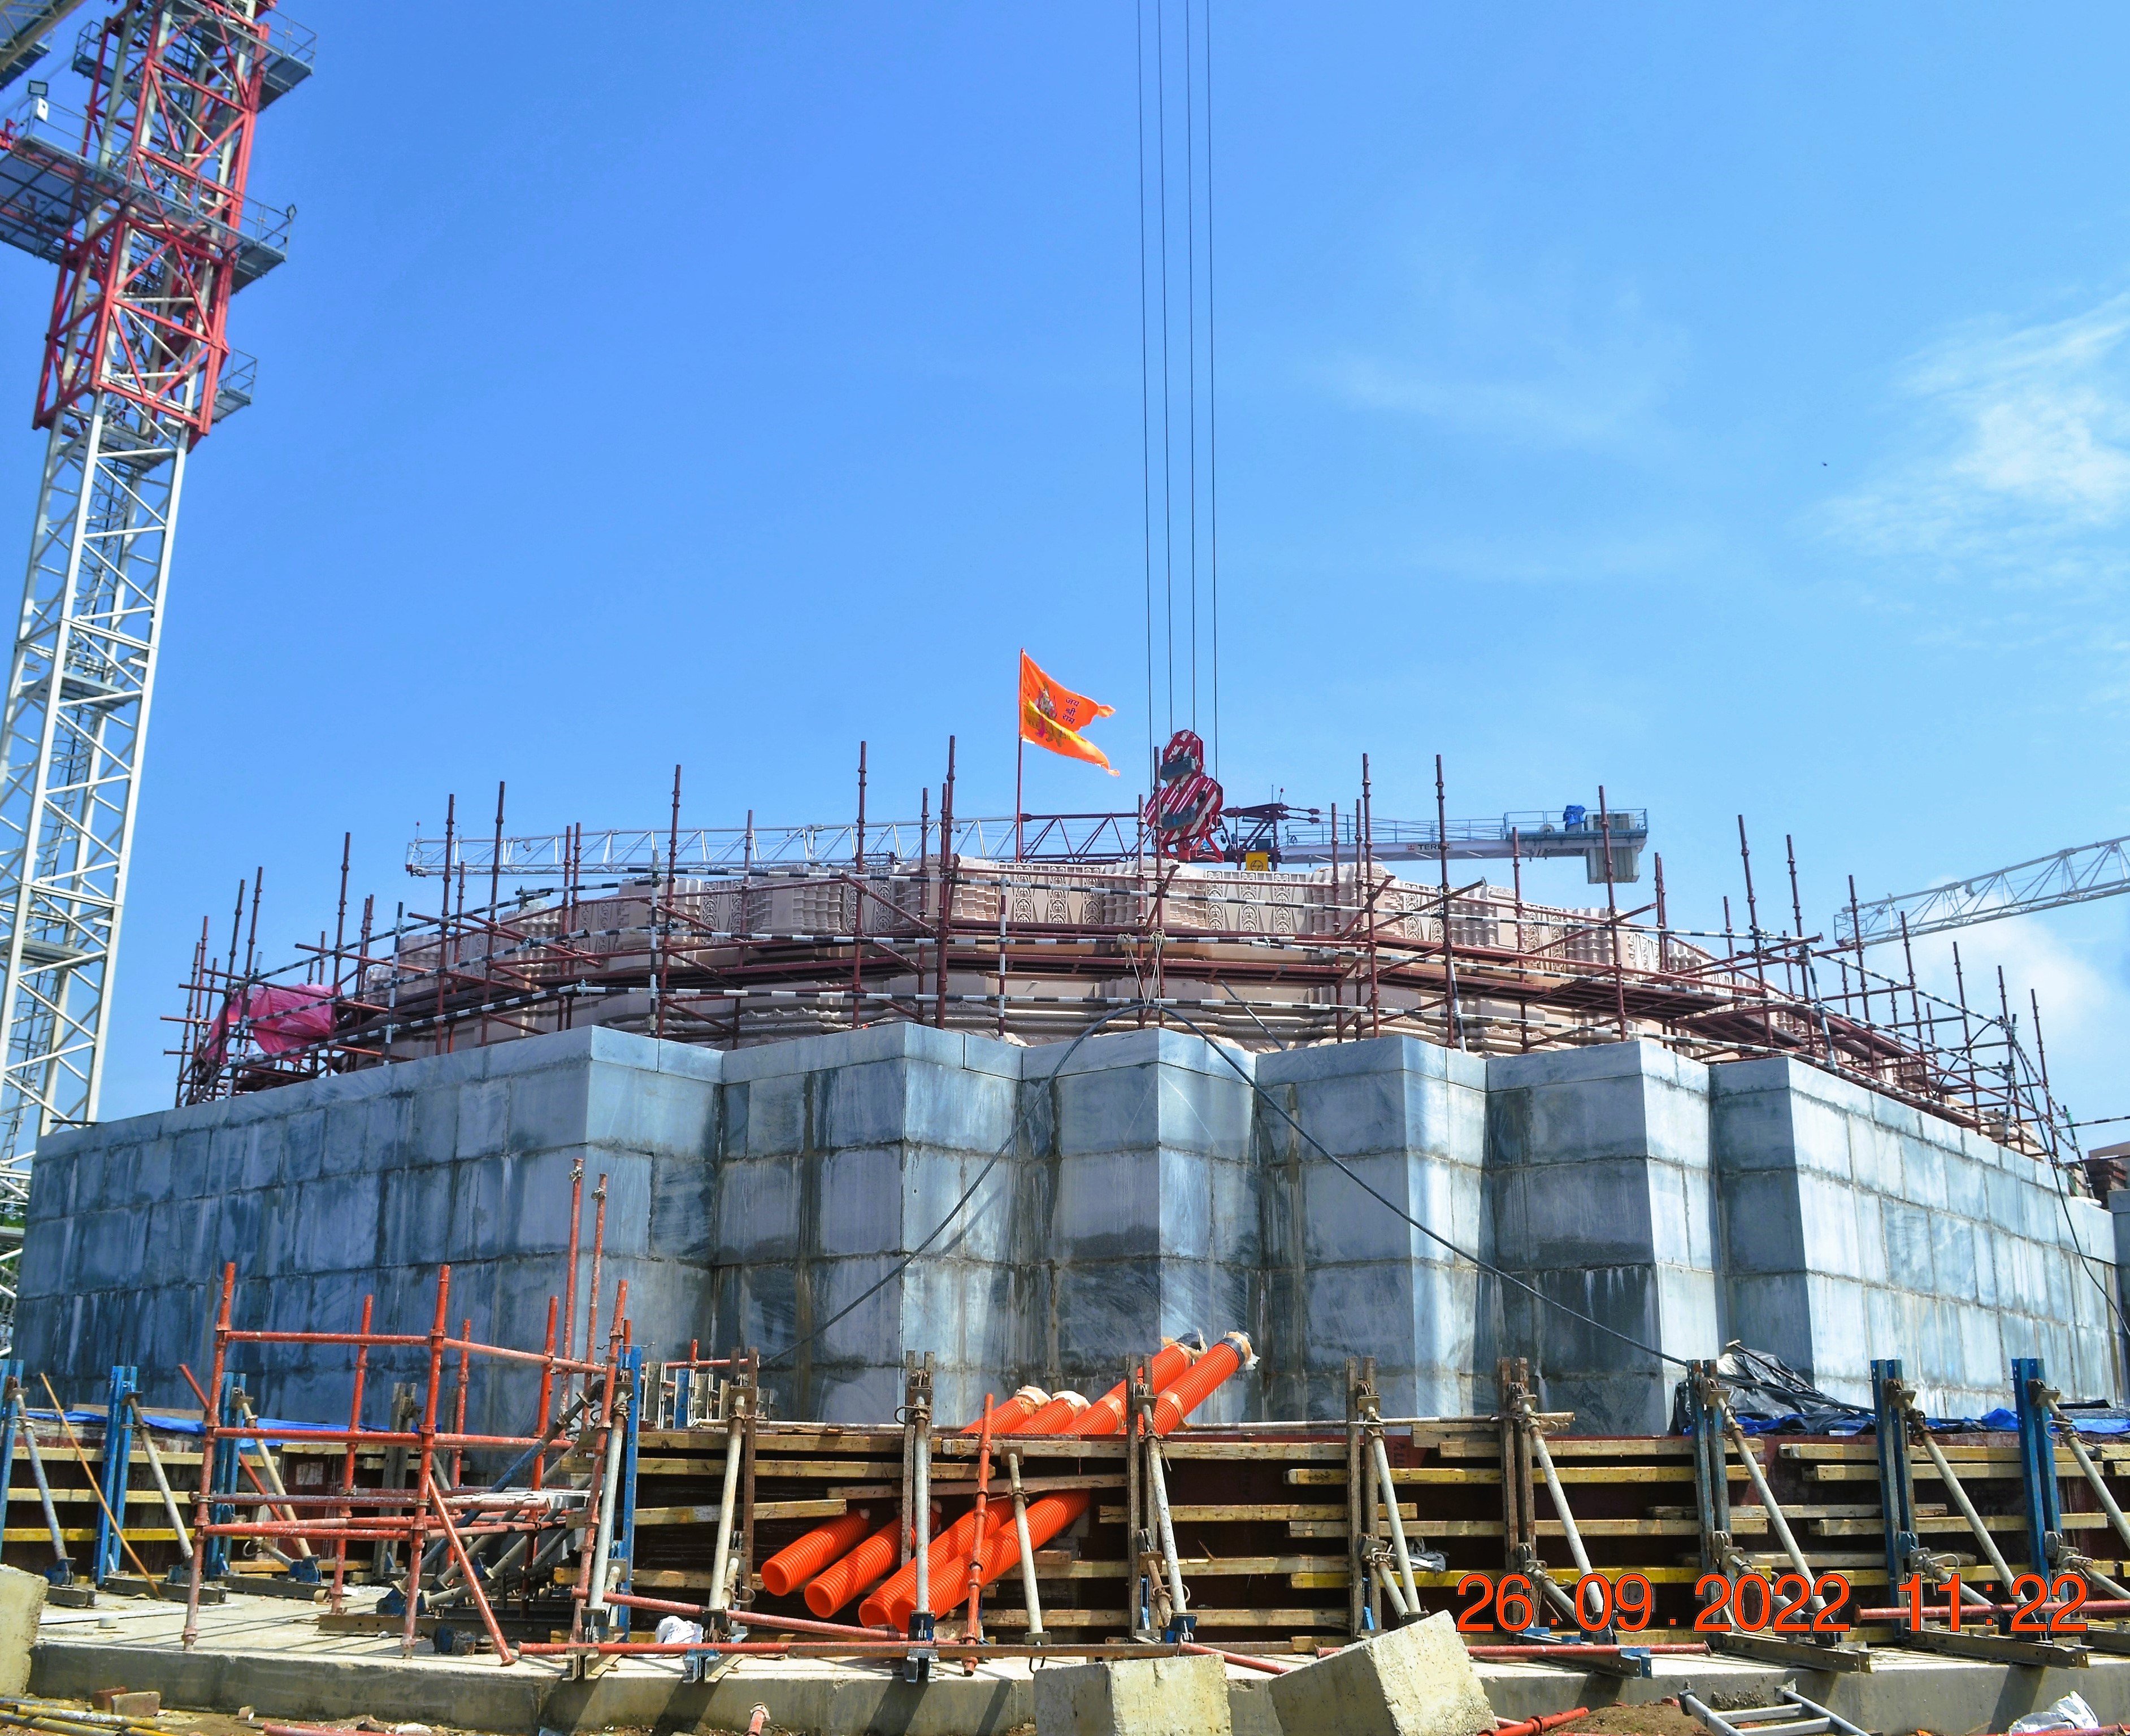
[22,1407,350,1447]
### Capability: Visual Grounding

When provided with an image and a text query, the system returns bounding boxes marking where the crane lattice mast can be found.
[0,0,307,1325]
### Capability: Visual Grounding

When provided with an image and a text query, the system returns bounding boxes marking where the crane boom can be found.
[407,806,1649,882]
[1837,832,2130,947]
[0,1,90,90]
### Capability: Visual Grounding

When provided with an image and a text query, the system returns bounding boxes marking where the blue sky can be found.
[7,3,2128,1124]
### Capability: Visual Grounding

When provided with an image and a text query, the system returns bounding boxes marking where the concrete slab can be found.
[1033,1651,1231,1736]
[33,1594,2130,1736]
[27,1592,1278,1736]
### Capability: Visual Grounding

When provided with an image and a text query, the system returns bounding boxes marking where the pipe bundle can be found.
[766,1340,1251,1627]
[768,1383,1045,1616]
[863,1332,1253,1631]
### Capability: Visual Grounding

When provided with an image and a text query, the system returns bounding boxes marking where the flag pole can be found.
[1015,650,1025,862]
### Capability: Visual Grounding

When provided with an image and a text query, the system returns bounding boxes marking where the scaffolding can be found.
[169,772,2092,1193]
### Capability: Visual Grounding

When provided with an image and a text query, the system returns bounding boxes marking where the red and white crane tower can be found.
[0,0,309,1321]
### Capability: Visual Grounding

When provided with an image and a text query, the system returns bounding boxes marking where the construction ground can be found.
[0,821,2119,1736]
[0,0,2113,1726]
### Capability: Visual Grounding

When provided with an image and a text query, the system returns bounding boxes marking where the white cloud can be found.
[1309,259,1689,458]
[1903,909,2127,1133]
[1827,291,2130,573]
[1321,353,1669,453]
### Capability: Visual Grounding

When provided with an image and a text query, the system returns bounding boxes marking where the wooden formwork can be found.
[0,1413,398,1589]
[619,1401,2130,1650]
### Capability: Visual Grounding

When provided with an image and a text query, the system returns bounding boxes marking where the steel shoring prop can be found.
[1493,1362,1653,1680]
[1519,1396,1604,1632]
[2015,1361,2130,1656]
[1873,1360,2089,1669]
[1686,1363,1871,1673]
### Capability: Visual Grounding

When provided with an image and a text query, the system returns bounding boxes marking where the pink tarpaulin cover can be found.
[202,983,336,1066]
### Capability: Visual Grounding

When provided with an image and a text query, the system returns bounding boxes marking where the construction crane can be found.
[1836,832,2130,948]
[0,0,309,1328]
[409,805,1650,883]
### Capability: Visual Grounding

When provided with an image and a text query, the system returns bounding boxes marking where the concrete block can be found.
[813,1058,906,1151]
[1795,1095,1861,1183]
[1055,1064,1159,1157]
[907,1146,1015,1266]
[1708,1077,1798,1171]
[1646,1156,1711,1269]
[746,1074,807,1157]
[1303,1153,1418,1266]
[1944,1152,1988,1221]
[134,1139,173,1205]
[1157,1149,1214,1260]
[1265,1611,1491,1736]
[1052,1258,1161,1373]
[1303,1263,1415,1364]
[906,1061,1017,1151]
[454,1079,509,1159]
[1514,1158,1655,1265]
[1034,1651,1231,1736]
[715,1158,800,1261]
[483,1023,601,1075]
[1053,1148,1159,1256]
[1720,1170,1806,1274]
[648,1151,715,1254]
[280,1112,324,1186]
[1903,1138,1947,1209]
[1881,1202,1937,1290]
[377,1162,453,1268]
[1793,1171,1863,1277]
[1159,1065,1251,1157]
[655,1037,725,1082]
[0,1563,45,1695]
[1645,1070,1712,1169]
[75,1208,148,1288]
[506,1061,591,1153]
[586,1062,718,1160]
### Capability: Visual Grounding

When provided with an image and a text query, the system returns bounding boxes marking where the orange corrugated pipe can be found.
[803,1516,905,1616]
[1152,1331,1252,1434]
[769,1386,1043,1609]
[860,1346,1201,1627]
[803,1390,1092,1616]
[760,1507,873,1599]
[877,1338,1252,1635]
[971,1387,1051,1437]
[1012,1389,1090,1434]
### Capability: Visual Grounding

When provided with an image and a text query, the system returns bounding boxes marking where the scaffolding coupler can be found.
[1685,1361,1871,1674]
[1873,1357,2088,1668]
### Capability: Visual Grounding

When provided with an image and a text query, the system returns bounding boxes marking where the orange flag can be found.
[1019,650,1117,775]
